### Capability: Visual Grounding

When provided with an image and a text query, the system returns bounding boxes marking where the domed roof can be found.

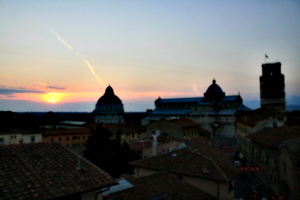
[204,79,225,101]
[96,85,122,105]
[206,79,224,93]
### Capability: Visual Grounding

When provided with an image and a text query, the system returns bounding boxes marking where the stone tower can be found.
[94,85,125,123]
[260,62,285,111]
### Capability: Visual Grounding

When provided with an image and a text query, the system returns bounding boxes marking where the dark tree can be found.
[83,124,141,178]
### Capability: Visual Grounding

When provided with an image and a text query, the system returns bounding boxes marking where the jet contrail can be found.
[50,27,104,87]
[50,28,73,50]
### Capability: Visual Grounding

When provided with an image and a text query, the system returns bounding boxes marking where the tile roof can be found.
[129,141,152,151]
[170,117,201,128]
[237,107,285,126]
[129,144,239,182]
[104,172,215,200]
[0,128,41,135]
[105,123,143,134]
[0,142,116,200]
[41,128,92,136]
[246,126,300,147]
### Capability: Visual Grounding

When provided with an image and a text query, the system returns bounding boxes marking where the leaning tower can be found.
[259,62,286,111]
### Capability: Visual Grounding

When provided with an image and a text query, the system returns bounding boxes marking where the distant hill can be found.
[286,105,300,111]
[244,95,300,111]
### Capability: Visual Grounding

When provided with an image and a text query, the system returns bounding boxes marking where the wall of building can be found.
[0,134,10,145]
[142,141,181,158]
[0,133,42,145]
[146,120,183,139]
[279,147,300,200]
[81,188,104,200]
[135,167,158,177]
[43,133,91,147]
[22,133,42,143]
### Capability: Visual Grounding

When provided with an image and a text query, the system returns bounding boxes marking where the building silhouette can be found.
[94,85,125,123]
[260,62,286,111]
[143,79,251,137]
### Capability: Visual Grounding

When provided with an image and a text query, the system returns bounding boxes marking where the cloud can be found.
[35,82,47,86]
[192,84,199,93]
[0,88,45,95]
[35,82,65,90]
[46,86,65,90]
[2,74,13,79]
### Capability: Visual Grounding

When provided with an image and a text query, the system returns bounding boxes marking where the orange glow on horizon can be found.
[43,93,64,104]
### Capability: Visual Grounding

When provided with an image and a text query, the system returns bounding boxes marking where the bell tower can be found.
[260,62,285,111]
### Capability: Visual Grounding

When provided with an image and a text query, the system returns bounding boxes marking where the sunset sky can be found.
[1,0,300,112]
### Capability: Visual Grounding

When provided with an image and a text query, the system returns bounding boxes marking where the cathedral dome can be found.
[204,79,225,101]
[96,85,122,105]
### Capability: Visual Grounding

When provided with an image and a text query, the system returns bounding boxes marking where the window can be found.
[59,137,61,141]
[66,136,69,141]
[51,138,54,142]
[30,136,35,143]
[83,136,85,139]
[0,138,4,144]
[11,135,13,139]
[177,175,183,180]
[73,136,77,140]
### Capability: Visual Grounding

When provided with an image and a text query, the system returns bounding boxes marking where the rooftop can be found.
[129,141,152,152]
[246,126,300,147]
[129,143,239,182]
[170,117,201,128]
[103,172,215,200]
[0,142,116,200]
[41,128,92,136]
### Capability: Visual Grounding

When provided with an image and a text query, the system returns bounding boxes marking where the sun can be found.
[44,93,63,103]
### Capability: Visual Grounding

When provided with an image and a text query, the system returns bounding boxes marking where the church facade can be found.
[94,85,125,123]
[142,79,251,137]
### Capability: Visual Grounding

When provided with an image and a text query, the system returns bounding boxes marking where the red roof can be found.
[129,144,239,182]
[129,141,152,151]
[171,117,201,128]
[41,128,91,136]
[104,123,143,134]
[0,142,116,200]
[246,126,300,147]
[104,172,215,200]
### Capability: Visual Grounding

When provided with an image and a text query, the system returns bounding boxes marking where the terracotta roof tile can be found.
[0,142,116,200]
[129,141,152,151]
[105,123,143,134]
[41,128,92,136]
[104,172,215,200]
[129,144,238,182]
[246,126,300,147]
[170,117,201,128]
[237,107,285,127]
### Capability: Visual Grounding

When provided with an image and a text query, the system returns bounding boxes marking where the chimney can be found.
[152,130,160,156]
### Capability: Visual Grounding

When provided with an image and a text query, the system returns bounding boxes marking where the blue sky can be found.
[1,0,299,111]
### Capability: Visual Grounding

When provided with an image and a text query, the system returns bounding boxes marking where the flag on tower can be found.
[265,54,268,58]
